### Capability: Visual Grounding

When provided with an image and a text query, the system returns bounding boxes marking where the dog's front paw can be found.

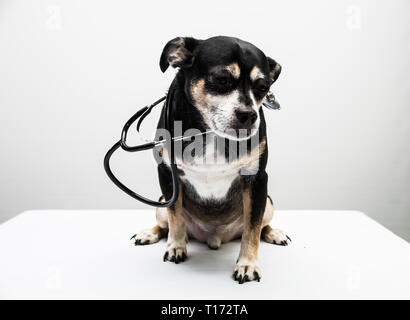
[163,238,187,264]
[233,258,262,284]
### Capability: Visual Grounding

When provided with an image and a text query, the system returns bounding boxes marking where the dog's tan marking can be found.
[190,78,207,110]
[233,189,263,282]
[152,224,167,238]
[163,184,188,263]
[226,62,240,79]
[239,189,262,261]
[167,201,186,243]
[250,66,265,81]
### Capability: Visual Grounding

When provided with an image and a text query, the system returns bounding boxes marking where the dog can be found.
[132,36,290,283]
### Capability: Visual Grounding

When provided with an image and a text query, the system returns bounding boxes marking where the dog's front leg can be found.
[163,192,188,264]
[234,173,267,283]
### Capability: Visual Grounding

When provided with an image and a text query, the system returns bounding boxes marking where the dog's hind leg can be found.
[261,196,291,246]
[131,200,169,246]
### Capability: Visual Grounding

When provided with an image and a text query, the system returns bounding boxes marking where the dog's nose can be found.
[235,109,258,126]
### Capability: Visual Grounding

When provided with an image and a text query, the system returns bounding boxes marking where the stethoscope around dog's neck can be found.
[103,78,280,208]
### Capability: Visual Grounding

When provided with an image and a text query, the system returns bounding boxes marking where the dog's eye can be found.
[253,78,270,94]
[207,72,235,93]
[215,75,229,85]
[257,85,268,93]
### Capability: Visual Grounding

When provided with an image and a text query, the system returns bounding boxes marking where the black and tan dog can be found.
[132,36,290,283]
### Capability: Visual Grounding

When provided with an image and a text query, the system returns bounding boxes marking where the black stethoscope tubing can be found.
[103,79,179,208]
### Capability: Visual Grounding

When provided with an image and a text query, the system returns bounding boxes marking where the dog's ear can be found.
[160,37,201,73]
[267,57,281,83]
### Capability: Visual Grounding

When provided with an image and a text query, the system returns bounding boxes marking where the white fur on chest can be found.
[162,139,265,200]
[177,142,263,199]
[181,162,240,199]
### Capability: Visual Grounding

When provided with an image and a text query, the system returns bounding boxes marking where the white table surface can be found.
[0,210,409,300]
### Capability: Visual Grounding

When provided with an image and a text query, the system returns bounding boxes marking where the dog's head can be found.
[160,36,281,140]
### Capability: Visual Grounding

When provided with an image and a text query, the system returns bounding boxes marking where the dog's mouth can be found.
[198,107,260,141]
[210,116,260,141]
[211,126,258,141]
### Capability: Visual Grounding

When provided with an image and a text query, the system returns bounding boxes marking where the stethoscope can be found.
[104,78,280,208]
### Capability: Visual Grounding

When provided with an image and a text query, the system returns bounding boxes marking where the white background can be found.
[0,0,409,240]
